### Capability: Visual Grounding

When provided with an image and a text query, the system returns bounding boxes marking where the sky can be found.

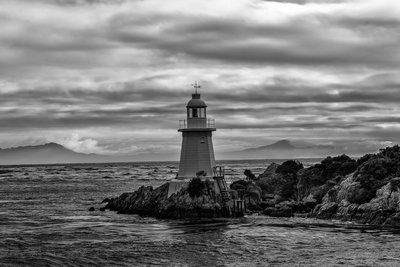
[0,0,399,160]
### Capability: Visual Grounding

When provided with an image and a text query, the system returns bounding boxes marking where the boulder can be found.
[383,213,400,228]
[296,167,325,201]
[258,162,279,179]
[263,206,293,217]
[333,201,359,221]
[101,198,110,203]
[311,202,338,219]
[303,195,318,210]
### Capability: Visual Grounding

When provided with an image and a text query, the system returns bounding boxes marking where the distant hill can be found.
[0,142,182,165]
[218,139,351,160]
[0,143,115,165]
[241,139,296,152]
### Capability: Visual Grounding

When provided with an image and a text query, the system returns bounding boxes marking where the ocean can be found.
[1,159,400,266]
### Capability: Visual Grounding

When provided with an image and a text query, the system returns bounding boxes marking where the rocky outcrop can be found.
[105,179,230,219]
[308,146,400,227]
[310,177,400,225]
[238,145,400,228]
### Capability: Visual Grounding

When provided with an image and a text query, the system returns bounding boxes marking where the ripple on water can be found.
[2,162,400,266]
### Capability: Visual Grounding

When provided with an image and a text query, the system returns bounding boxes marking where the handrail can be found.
[179,118,216,129]
[213,166,225,177]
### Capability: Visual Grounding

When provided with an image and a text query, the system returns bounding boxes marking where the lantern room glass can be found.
[188,108,206,118]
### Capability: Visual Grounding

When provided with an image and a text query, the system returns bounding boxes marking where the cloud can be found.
[57,133,106,154]
[0,0,399,158]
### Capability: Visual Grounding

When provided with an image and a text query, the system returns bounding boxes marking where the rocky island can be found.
[104,178,232,219]
[102,145,400,228]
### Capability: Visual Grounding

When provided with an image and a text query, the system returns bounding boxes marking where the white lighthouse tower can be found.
[177,83,216,179]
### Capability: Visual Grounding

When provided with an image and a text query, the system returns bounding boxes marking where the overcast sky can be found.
[0,0,399,159]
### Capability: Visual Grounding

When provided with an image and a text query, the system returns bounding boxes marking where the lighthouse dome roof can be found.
[186,93,207,108]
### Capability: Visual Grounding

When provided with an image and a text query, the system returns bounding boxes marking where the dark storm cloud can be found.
[212,103,382,116]
[2,76,399,115]
[207,87,400,105]
[108,5,399,68]
[0,109,174,130]
[218,120,364,130]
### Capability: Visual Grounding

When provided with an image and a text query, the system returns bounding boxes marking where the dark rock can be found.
[262,207,275,216]
[262,193,275,200]
[389,177,400,188]
[88,207,95,211]
[258,162,279,179]
[259,201,274,209]
[230,179,249,191]
[99,207,106,211]
[263,206,293,217]
[295,155,356,203]
[106,181,229,219]
[244,169,257,180]
[322,186,338,203]
[309,183,336,203]
[304,196,318,210]
[296,167,325,201]
[383,213,400,228]
[101,198,110,203]
[276,160,303,175]
[246,183,262,201]
[334,202,359,221]
[256,171,296,200]
[290,201,309,213]
[311,202,338,219]
[370,210,396,225]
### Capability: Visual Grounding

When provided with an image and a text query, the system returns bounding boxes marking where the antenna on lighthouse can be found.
[192,81,201,94]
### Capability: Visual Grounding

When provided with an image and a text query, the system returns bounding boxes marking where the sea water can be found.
[1,160,400,266]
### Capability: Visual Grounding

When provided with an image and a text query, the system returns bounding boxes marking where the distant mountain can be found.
[0,143,115,165]
[218,139,348,160]
[241,139,296,152]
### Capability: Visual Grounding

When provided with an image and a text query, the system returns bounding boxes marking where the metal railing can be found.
[179,118,216,129]
[213,166,225,177]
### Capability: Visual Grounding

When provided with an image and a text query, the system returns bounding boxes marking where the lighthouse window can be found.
[192,108,198,118]
[199,108,204,118]
[189,108,206,118]
[200,137,205,143]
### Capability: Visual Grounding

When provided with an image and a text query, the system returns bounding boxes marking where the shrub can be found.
[230,179,249,190]
[350,145,400,204]
[276,160,303,175]
[244,169,257,180]
[187,177,205,198]
[320,154,357,179]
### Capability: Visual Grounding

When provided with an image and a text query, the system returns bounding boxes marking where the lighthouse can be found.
[177,84,216,179]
